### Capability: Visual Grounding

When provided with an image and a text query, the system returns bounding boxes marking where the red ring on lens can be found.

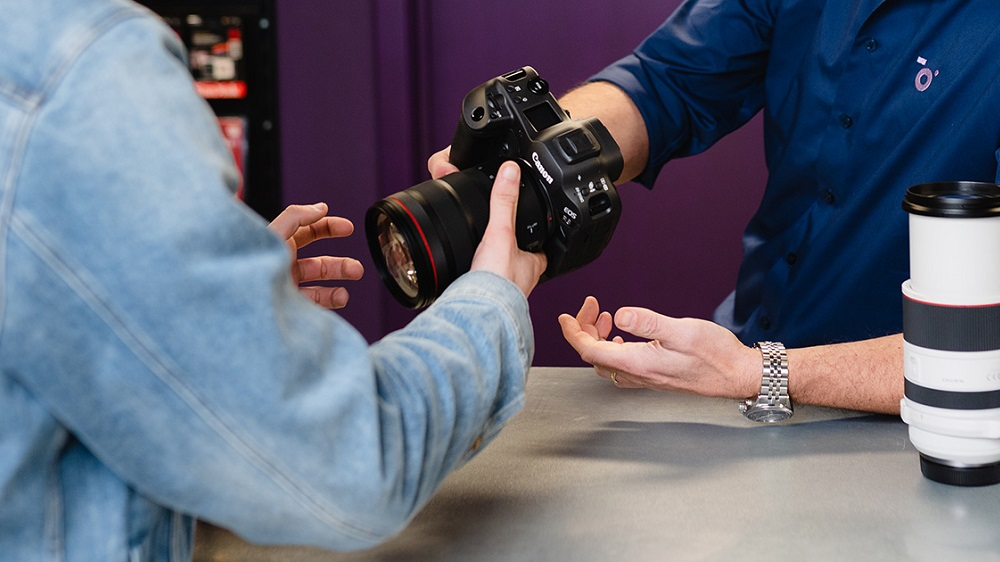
[388,196,438,294]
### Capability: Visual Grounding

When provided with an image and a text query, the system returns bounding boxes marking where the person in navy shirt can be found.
[431,0,1000,414]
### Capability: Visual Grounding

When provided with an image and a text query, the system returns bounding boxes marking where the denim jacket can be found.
[0,1,534,560]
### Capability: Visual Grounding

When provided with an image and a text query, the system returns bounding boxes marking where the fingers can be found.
[575,296,601,326]
[559,312,634,388]
[564,299,670,353]
[596,311,614,340]
[270,202,363,310]
[614,307,672,341]
[291,216,354,250]
[557,312,584,343]
[269,203,328,240]
[571,296,614,340]
[269,203,355,250]
[298,286,351,310]
[558,311,612,358]
[291,256,363,309]
[428,146,459,179]
[291,256,364,284]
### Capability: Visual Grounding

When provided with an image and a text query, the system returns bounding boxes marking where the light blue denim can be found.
[0,1,534,560]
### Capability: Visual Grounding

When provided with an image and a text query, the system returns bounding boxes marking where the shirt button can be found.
[821,189,836,204]
[786,252,798,265]
[470,435,484,452]
[839,114,854,129]
[865,38,879,52]
[758,316,771,330]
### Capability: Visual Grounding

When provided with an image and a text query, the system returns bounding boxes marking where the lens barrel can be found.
[901,181,1000,486]
[365,162,547,308]
[365,170,490,309]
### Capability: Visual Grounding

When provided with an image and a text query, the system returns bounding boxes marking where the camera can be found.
[900,181,1000,486]
[365,66,623,308]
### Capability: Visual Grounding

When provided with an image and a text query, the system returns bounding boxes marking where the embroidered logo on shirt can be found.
[914,57,939,92]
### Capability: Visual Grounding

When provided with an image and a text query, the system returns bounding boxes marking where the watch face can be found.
[745,405,793,423]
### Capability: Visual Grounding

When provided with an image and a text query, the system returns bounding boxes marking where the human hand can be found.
[427,145,459,179]
[558,296,759,398]
[469,161,547,298]
[268,202,364,309]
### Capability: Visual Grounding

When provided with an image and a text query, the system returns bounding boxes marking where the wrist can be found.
[739,344,763,399]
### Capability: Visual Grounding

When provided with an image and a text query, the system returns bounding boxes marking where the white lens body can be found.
[901,399,1000,466]
[901,337,1000,466]
[908,214,1000,305]
[902,185,1000,483]
[901,325,1000,393]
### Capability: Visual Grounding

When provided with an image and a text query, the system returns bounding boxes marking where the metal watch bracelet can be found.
[739,341,793,422]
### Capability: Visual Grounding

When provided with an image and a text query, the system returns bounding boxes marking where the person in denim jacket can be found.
[0,0,546,560]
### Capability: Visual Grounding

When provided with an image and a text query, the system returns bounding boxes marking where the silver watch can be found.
[739,341,793,422]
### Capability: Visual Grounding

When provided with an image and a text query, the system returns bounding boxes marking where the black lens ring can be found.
[904,379,1000,410]
[903,296,1000,352]
[435,174,488,256]
[903,181,1000,218]
[919,455,1000,487]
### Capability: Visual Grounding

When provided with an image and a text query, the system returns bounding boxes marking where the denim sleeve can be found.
[1,10,532,552]
[591,0,774,187]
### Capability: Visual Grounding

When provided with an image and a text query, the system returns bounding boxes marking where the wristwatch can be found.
[739,341,793,422]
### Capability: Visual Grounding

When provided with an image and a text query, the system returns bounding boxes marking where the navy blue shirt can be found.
[593,0,1000,347]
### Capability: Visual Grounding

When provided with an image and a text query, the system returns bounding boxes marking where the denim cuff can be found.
[439,270,534,364]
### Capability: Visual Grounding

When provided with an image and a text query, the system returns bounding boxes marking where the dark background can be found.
[275,0,768,366]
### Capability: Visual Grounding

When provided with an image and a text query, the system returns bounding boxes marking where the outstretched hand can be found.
[558,296,759,398]
[268,202,364,309]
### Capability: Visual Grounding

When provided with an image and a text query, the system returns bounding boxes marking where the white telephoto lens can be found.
[901,182,1000,487]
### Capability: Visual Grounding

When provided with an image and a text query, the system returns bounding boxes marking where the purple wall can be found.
[277,1,767,366]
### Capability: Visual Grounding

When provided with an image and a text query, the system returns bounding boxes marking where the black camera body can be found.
[451,66,624,273]
[366,66,623,308]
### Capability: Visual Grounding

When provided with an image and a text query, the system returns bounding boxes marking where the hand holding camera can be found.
[366,66,623,308]
[469,161,548,298]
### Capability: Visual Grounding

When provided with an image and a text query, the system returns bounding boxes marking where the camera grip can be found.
[450,117,510,170]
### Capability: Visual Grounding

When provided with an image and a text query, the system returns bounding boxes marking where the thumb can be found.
[614,307,672,341]
[428,145,460,179]
[485,161,521,236]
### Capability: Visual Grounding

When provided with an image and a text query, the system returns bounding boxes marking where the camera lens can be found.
[901,181,1000,487]
[366,161,547,309]
[372,215,419,299]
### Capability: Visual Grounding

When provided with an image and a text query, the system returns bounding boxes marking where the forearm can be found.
[559,81,649,183]
[787,334,904,415]
[372,271,533,465]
